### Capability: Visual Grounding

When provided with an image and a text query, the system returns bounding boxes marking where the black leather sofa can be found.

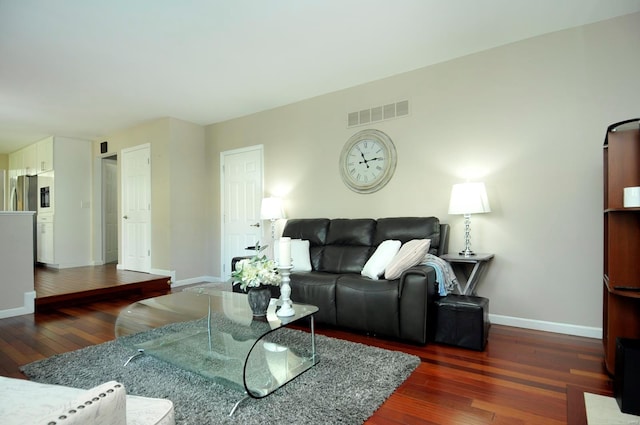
[233,216,449,344]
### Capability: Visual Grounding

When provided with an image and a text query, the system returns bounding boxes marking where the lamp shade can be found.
[448,182,491,215]
[260,197,284,220]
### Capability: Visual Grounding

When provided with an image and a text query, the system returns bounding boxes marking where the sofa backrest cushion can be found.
[282,218,330,270]
[374,217,441,255]
[282,217,444,273]
[320,219,376,273]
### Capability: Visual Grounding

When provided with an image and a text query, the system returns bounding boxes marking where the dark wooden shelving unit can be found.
[602,118,640,375]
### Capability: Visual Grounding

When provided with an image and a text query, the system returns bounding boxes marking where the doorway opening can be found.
[102,155,118,264]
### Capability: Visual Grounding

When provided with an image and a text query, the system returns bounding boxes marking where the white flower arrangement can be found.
[232,254,281,291]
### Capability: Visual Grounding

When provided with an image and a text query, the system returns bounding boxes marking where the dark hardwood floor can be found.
[1,268,612,424]
[34,263,170,310]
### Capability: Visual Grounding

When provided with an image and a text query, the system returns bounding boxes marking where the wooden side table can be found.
[440,253,494,295]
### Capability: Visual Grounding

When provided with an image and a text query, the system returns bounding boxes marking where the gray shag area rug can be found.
[20,323,419,425]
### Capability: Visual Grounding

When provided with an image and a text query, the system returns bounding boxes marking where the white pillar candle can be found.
[279,237,291,266]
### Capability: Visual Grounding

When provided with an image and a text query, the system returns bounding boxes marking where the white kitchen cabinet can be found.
[9,149,24,178]
[36,137,53,174]
[23,144,37,176]
[37,214,54,264]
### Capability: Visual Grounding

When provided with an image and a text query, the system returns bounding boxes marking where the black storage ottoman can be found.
[434,295,489,351]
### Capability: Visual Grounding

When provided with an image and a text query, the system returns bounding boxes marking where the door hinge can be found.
[148,249,150,256]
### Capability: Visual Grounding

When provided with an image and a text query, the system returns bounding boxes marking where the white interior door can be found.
[121,144,151,273]
[221,145,263,279]
[102,156,118,263]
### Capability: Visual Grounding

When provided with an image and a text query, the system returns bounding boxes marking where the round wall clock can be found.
[339,129,397,194]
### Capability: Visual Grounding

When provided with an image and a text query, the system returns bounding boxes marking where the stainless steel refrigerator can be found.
[10,175,38,263]
[11,175,38,212]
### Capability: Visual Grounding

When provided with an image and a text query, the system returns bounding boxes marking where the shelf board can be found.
[605,207,640,212]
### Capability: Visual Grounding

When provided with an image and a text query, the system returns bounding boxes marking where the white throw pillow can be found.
[291,239,312,271]
[384,239,431,280]
[361,240,401,280]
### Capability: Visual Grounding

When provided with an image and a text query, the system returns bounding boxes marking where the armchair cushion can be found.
[0,377,175,425]
[36,381,127,425]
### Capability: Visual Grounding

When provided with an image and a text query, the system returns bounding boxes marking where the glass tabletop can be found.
[115,289,318,398]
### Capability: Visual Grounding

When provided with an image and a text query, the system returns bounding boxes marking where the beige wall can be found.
[206,13,640,331]
[93,117,209,281]
[0,212,35,314]
[0,154,6,210]
[168,119,209,281]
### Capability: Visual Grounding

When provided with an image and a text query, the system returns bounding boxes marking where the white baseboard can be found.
[115,265,177,283]
[489,313,602,339]
[150,268,175,283]
[0,291,36,319]
[172,276,223,288]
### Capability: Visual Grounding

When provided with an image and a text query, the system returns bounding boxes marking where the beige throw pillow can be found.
[384,239,431,280]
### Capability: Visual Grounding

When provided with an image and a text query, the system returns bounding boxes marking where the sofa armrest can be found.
[35,381,127,425]
[397,265,438,344]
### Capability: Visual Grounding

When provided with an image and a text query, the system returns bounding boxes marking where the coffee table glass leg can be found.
[229,394,250,416]
[311,315,316,363]
[123,348,144,367]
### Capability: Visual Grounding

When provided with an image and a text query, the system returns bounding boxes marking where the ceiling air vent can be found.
[359,109,371,124]
[396,100,409,117]
[348,112,359,127]
[347,100,410,128]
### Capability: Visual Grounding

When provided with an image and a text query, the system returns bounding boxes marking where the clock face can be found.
[339,129,397,193]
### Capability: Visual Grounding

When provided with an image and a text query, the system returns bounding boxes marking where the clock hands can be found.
[359,152,370,168]
[358,152,369,168]
[358,154,383,167]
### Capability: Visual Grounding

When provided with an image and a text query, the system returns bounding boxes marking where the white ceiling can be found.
[1,0,640,154]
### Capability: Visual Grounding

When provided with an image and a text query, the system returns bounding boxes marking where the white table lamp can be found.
[260,197,285,241]
[448,182,491,257]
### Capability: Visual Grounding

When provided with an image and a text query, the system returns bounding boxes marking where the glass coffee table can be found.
[115,287,318,415]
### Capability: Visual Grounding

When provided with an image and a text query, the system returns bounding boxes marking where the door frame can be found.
[101,154,118,263]
[92,152,119,265]
[220,144,264,279]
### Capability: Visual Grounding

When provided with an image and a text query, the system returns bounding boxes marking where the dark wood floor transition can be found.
[34,263,171,310]
[0,265,613,424]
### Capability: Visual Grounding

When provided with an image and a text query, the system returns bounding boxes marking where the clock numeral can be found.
[349,168,356,175]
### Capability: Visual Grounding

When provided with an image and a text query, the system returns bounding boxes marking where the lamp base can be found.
[459,249,476,257]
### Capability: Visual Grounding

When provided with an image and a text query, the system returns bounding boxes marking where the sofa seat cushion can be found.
[335,275,400,339]
[0,377,175,425]
[290,272,338,325]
